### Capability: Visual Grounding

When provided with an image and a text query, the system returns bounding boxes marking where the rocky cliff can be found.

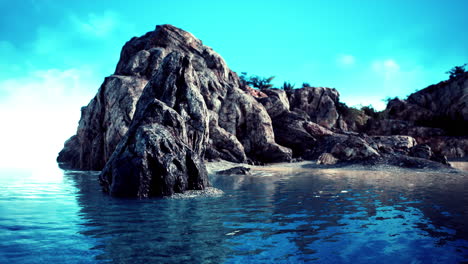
[366,73,468,158]
[58,25,457,198]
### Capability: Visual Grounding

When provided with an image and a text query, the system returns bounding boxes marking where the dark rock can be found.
[386,153,451,170]
[100,51,211,197]
[369,135,417,154]
[386,74,468,135]
[331,136,380,162]
[270,110,318,157]
[414,136,468,159]
[409,144,433,160]
[216,166,251,175]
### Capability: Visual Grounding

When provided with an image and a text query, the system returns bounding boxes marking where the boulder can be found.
[331,136,380,162]
[370,135,417,154]
[316,153,338,165]
[409,144,433,160]
[270,110,318,157]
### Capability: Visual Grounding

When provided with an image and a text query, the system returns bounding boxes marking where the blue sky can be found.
[0,0,467,168]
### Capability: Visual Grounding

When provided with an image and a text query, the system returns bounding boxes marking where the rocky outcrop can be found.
[287,87,340,129]
[386,74,468,135]
[100,51,212,197]
[59,25,296,197]
[366,73,468,158]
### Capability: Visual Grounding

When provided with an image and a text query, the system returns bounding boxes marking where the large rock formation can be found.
[59,25,295,197]
[58,24,459,197]
[59,25,292,172]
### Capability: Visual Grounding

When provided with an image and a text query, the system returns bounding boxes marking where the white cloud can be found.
[338,54,356,66]
[0,68,101,169]
[372,59,400,80]
[0,10,135,169]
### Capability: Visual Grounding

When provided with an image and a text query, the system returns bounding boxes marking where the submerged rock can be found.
[216,166,251,175]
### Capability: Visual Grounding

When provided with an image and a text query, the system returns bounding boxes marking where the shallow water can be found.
[0,163,467,263]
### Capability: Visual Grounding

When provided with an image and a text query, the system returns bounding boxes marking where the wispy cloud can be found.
[337,54,356,67]
[70,11,119,38]
[372,59,400,80]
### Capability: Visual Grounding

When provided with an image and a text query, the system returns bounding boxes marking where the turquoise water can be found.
[0,164,467,263]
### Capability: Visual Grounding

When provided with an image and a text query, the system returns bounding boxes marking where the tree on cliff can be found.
[239,72,275,89]
[281,82,295,91]
[446,63,467,79]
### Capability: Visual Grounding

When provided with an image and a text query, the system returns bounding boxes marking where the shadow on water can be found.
[65,171,231,264]
[65,163,468,263]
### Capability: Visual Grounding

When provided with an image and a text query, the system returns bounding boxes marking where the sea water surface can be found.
[0,162,467,263]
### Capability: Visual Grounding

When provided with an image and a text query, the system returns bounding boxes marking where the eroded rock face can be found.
[100,52,212,197]
[287,87,340,129]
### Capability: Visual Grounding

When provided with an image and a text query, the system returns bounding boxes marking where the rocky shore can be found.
[58,25,468,198]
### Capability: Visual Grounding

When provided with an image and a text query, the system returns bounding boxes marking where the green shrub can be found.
[446,63,467,79]
[239,72,275,89]
[282,82,295,91]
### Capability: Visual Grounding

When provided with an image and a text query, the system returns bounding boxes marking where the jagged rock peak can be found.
[115,24,230,81]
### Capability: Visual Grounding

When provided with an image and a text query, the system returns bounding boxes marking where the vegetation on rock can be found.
[446,63,467,79]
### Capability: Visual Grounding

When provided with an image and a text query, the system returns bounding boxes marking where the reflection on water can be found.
[0,163,467,263]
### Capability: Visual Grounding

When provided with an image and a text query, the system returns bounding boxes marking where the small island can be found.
[57,25,467,198]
